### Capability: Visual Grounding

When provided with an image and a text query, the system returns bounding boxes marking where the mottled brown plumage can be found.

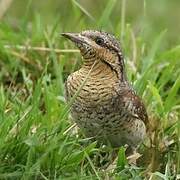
[62,30,148,149]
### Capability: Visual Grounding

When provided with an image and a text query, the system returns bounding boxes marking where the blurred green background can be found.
[4,0,180,45]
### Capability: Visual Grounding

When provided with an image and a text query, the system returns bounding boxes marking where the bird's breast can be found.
[66,69,119,108]
[65,68,146,147]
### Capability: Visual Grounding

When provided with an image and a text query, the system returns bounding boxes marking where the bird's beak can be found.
[61,32,85,44]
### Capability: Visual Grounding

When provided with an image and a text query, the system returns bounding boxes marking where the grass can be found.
[0,0,180,179]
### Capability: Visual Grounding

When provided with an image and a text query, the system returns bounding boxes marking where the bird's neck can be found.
[80,58,126,82]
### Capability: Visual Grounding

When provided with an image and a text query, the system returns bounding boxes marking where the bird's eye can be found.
[95,37,104,45]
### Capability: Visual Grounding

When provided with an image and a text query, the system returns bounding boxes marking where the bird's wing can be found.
[64,80,69,101]
[129,93,148,126]
[120,88,148,126]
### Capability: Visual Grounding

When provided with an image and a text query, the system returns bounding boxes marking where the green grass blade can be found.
[164,76,180,113]
[98,0,117,27]
[71,0,95,22]
[116,147,127,171]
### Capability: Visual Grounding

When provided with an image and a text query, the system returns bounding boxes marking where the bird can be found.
[61,30,148,152]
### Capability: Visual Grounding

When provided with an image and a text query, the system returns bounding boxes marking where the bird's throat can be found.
[80,58,119,81]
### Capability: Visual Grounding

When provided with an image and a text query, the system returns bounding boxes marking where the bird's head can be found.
[62,30,125,78]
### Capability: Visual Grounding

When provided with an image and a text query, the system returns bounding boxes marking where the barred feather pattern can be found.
[66,60,147,148]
